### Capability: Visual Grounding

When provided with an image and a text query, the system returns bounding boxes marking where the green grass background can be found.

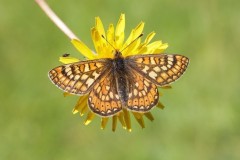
[1,0,240,159]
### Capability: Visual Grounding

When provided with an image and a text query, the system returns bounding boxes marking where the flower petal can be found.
[133,112,145,128]
[123,38,141,56]
[115,13,125,49]
[123,109,131,132]
[118,112,127,129]
[132,22,144,38]
[63,92,72,97]
[144,31,156,44]
[112,115,118,132]
[101,117,109,130]
[91,27,112,58]
[107,24,115,46]
[91,28,102,55]
[95,17,106,37]
[80,105,88,116]
[156,102,165,109]
[161,86,172,89]
[143,41,167,54]
[59,56,79,64]
[93,17,108,58]
[122,22,144,56]
[135,32,155,54]
[124,22,144,47]
[144,112,154,121]
[152,43,168,53]
[84,112,95,125]
[71,39,96,59]
[72,96,88,114]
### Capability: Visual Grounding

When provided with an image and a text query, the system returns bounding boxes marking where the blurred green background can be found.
[1,0,240,159]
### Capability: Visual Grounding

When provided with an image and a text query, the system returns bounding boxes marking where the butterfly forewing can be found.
[48,59,111,95]
[126,67,159,112]
[126,54,189,86]
[88,70,122,116]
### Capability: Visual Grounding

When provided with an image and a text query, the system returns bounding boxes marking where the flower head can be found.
[59,14,169,132]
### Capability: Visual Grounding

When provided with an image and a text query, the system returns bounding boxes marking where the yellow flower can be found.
[60,14,169,132]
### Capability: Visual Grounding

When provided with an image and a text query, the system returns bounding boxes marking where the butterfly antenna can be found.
[101,35,116,50]
[120,33,143,53]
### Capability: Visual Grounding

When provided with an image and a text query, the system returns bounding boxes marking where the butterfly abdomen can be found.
[112,56,129,106]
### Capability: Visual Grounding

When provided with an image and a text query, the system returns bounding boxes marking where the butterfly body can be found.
[112,51,129,107]
[49,52,189,117]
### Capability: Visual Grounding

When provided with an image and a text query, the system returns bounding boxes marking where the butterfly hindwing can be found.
[126,54,189,86]
[88,71,122,117]
[126,67,159,112]
[48,59,111,95]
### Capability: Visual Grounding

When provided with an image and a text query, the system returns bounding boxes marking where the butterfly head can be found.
[114,50,123,59]
[101,34,143,59]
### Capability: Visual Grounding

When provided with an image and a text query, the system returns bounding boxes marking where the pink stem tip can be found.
[35,0,79,40]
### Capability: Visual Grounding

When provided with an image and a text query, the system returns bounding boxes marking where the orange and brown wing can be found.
[48,59,111,95]
[88,72,122,117]
[126,54,189,86]
[126,68,159,112]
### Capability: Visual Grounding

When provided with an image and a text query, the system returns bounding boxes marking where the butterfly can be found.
[49,51,189,117]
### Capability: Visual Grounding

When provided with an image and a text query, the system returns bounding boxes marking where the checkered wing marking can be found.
[88,71,122,117]
[126,54,189,86]
[48,59,111,95]
[126,68,159,112]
